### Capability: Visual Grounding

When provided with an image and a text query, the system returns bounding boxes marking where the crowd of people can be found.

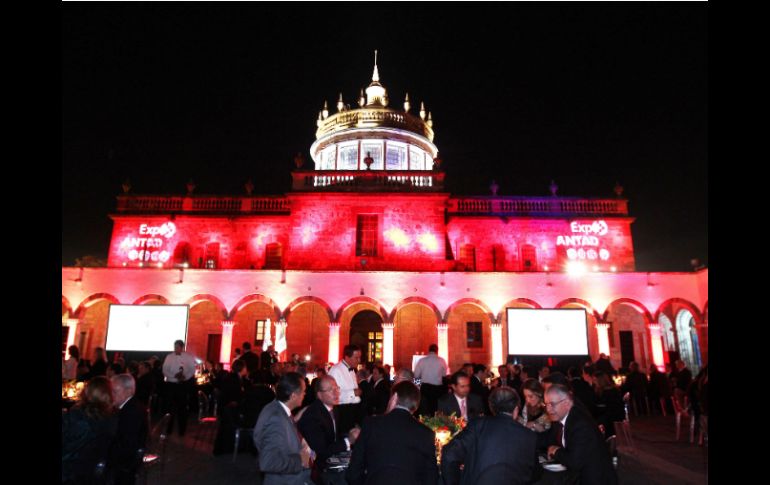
[63,339,708,485]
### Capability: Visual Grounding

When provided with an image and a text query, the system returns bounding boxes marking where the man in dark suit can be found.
[346,381,438,485]
[253,372,312,485]
[437,371,484,420]
[298,376,361,485]
[470,364,491,415]
[441,386,538,485]
[544,384,618,485]
[368,366,390,415]
[109,374,148,485]
[568,366,597,418]
[238,341,261,381]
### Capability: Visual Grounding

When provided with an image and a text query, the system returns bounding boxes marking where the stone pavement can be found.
[144,413,707,484]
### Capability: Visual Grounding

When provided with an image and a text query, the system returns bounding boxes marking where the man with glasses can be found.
[543,384,617,485]
[298,376,361,485]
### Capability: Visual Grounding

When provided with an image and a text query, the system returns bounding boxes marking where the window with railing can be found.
[356,215,379,257]
[466,322,483,348]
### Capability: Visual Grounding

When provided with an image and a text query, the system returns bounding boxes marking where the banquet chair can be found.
[606,435,619,469]
[194,390,218,449]
[138,412,171,485]
[671,396,695,443]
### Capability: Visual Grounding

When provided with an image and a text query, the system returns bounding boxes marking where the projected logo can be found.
[556,220,611,263]
[118,221,177,263]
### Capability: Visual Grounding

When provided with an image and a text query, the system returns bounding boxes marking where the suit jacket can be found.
[368,378,391,415]
[470,376,491,414]
[441,414,538,485]
[239,351,262,378]
[437,392,484,420]
[550,405,618,485]
[253,399,310,485]
[570,378,597,418]
[297,400,348,475]
[346,408,438,485]
[108,397,148,479]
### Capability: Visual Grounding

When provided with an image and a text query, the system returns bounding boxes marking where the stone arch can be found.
[132,294,170,305]
[390,297,442,371]
[73,293,121,361]
[73,293,121,318]
[602,298,654,371]
[184,294,228,319]
[229,294,282,321]
[653,298,703,326]
[554,298,601,360]
[283,296,333,365]
[442,298,496,324]
[388,297,443,324]
[62,295,73,317]
[554,298,602,321]
[495,298,543,324]
[335,296,389,323]
[675,308,703,372]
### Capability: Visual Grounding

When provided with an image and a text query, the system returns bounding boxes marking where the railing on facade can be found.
[448,197,629,216]
[291,170,445,192]
[316,108,434,141]
[115,195,291,214]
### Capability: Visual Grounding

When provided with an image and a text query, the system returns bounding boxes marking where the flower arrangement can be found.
[419,412,467,442]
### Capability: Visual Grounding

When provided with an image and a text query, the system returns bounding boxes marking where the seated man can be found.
[346,381,438,485]
[441,386,538,485]
[297,376,361,485]
[109,373,148,485]
[544,384,618,485]
[368,366,390,416]
[437,371,484,420]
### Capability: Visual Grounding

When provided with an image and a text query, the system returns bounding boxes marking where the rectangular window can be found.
[256,319,266,344]
[264,243,282,269]
[338,144,359,170]
[459,244,476,271]
[356,214,379,257]
[409,147,425,170]
[205,242,220,269]
[362,143,384,170]
[466,321,483,348]
[321,146,336,170]
[386,144,407,170]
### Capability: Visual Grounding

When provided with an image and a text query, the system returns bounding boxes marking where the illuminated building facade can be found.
[62,60,708,374]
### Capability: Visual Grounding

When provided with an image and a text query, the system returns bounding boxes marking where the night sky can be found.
[62,5,707,271]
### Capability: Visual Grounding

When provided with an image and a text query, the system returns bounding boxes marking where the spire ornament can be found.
[404,92,411,112]
[419,102,426,120]
[337,93,344,112]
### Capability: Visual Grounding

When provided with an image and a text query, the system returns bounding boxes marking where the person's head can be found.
[521,366,535,381]
[138,361,152,377]
[541,372,569,392]
[232,359,246,376]
[593,371,615,392]
[110,373,136,406]
[544,384,574,422]
[512,364,522,376]
[357,368,370,382]
[488,386,521,418]
[649,364,660,374]
[234,348,241,356]
[242,342,251,352]
[521,378,545,408]
[94,347,105,361]
[449,370,471,399]
[315,367,327,378]
[462,363,474,376]
[67,345,80,361]
[628,361,639,373]
[276,371,307,410]
[371,366,384,381]
[539,366,551,379]
[391,381,421,413]
[291,353,300,362]
[567,366,580,379]
[394,367,414,384]
[498,365,509,378]
[174,340,185,354]
[473,364,487,378]
[267,345,275,353]
[316,375,340,407]
[79,375,114,419]
[383,364,391,376]
[428,344,439,354]
[342,344,362,368]
[599,353,608,360]
[106,363,122,378]
[582,365,594,384]
[126,360,139,377]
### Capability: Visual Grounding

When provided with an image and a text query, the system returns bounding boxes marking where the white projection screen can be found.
[507,308,589,355]
[106,304,189,352]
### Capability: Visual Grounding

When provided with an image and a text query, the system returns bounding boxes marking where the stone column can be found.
[382,322,395,367]
[219,321,236,370]
[647,322,666,371]
[437,322,449,368]
[595,322,611,357]
[490,322,504,368]
[64,318,79,360]
[327,322,341,364]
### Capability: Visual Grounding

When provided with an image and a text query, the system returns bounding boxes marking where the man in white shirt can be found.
[414,343,448,416]
[162,339,197,436]
[326,344,362,436]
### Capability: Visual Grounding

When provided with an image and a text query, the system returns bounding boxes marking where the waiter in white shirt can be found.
[162,339,197,436]
[327,344,362,436]
[414,343,448,416]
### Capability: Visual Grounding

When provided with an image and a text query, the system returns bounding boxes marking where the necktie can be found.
[330,408,337,437]
[556,422,565,448]
[460,398,467,420]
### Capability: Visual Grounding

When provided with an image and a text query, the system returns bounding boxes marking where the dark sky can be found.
[62,4,707,271]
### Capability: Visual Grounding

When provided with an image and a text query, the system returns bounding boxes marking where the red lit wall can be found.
[446,217,635,272]
[284,193,449,271]
[107,216,291,269]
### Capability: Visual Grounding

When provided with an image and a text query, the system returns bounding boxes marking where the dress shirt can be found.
[327,361,361,404]
[414,352,448,385]
[559,410,570,448]
[162,351,197,383]
[279,400,292,418]
[324,402,351,450]
[454,394,468,420]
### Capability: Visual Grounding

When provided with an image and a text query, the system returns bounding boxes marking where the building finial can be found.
[426,111,433,128]
[419,102,426,120]
[372,49,379,82]
[337,93,344,112]
[322,100,329,119]
[358,88,366,107]
[404,92,411,112]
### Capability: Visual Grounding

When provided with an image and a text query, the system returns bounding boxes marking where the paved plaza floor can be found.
[143,413,708,484]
